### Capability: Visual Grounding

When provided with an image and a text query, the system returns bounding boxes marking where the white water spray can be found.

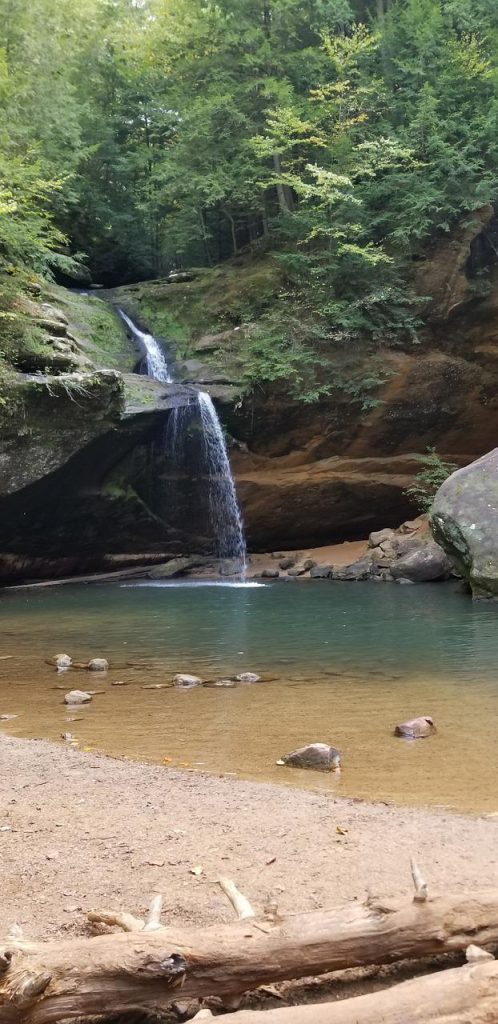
[198,391,246,572]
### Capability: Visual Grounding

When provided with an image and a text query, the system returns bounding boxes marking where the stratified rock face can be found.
[221,209,498,548]
[3,207,498,583]
[431,449,498,598]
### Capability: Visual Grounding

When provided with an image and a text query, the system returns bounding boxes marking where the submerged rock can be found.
[64,690,92,705]
[204,679,237,688]
[394,716,436,739]
[87,658,109,672]
[54,653,72,670]
[173,674,203,688]
[431,448,498,598]
[0,714,18,721]
[278,743,341,772]
[235,672,261,683]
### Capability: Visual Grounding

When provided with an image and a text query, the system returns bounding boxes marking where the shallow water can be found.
[0,580,497,813]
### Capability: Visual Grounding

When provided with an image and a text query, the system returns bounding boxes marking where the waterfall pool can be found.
[0,579,497,813]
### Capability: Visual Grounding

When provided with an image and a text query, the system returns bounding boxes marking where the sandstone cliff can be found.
[1,206,498,582]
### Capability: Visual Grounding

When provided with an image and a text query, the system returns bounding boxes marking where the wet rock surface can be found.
[64,690,92,705]
[278,743,342,772]
[173,674,203,688]
[394,717,436,739]
[431,448,498,598]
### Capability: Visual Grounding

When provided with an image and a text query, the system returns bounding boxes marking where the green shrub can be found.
[404,447,457,512]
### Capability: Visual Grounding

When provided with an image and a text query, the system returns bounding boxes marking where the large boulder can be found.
[431,449,498,598]
[390,541,452,582]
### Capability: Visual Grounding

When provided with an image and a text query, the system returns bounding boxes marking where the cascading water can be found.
[118,308,246,575]
[197,392,246,571]
[118,309,172,382]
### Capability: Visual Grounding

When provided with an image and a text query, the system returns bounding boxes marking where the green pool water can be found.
[0,579,497,812]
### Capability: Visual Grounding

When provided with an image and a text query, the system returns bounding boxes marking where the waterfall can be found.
[197,392,246,572]
[118,308,172,382]
[118,308,246,575]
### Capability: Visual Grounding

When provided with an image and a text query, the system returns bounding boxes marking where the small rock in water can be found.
[87,658,109,672]
[0,714,18,721]
[111,680,128,686]
[278,743,342,772]
[236,672,261,684]
[394,716,436,739]
[64,690,92,705]
[204,679,237,688]
[54,653,72,670]
[173,674,203,688]
[261,568,279,578]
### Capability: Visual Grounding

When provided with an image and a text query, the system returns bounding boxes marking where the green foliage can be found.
[404,447,458,512]
[3,0,498,395]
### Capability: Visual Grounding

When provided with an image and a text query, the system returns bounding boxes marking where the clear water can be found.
[0,580,497,812]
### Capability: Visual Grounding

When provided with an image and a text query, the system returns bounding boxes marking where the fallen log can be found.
[2,872,498,1024]
[192,957,498,1023]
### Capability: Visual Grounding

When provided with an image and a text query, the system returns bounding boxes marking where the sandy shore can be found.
[246,541,369,577]
[1,734,497,942]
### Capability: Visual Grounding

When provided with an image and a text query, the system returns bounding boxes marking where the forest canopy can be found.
[1,0,498,373]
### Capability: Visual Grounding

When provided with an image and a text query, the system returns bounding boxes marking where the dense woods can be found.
[2,0,498,384]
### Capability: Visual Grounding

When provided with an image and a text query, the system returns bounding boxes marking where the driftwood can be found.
[192,958,498,1023]
[2,860,498,1024]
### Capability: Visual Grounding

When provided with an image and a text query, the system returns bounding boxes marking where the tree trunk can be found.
[272,153,294,215]
[2,890,498,1023]
[193,960,498,1024]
